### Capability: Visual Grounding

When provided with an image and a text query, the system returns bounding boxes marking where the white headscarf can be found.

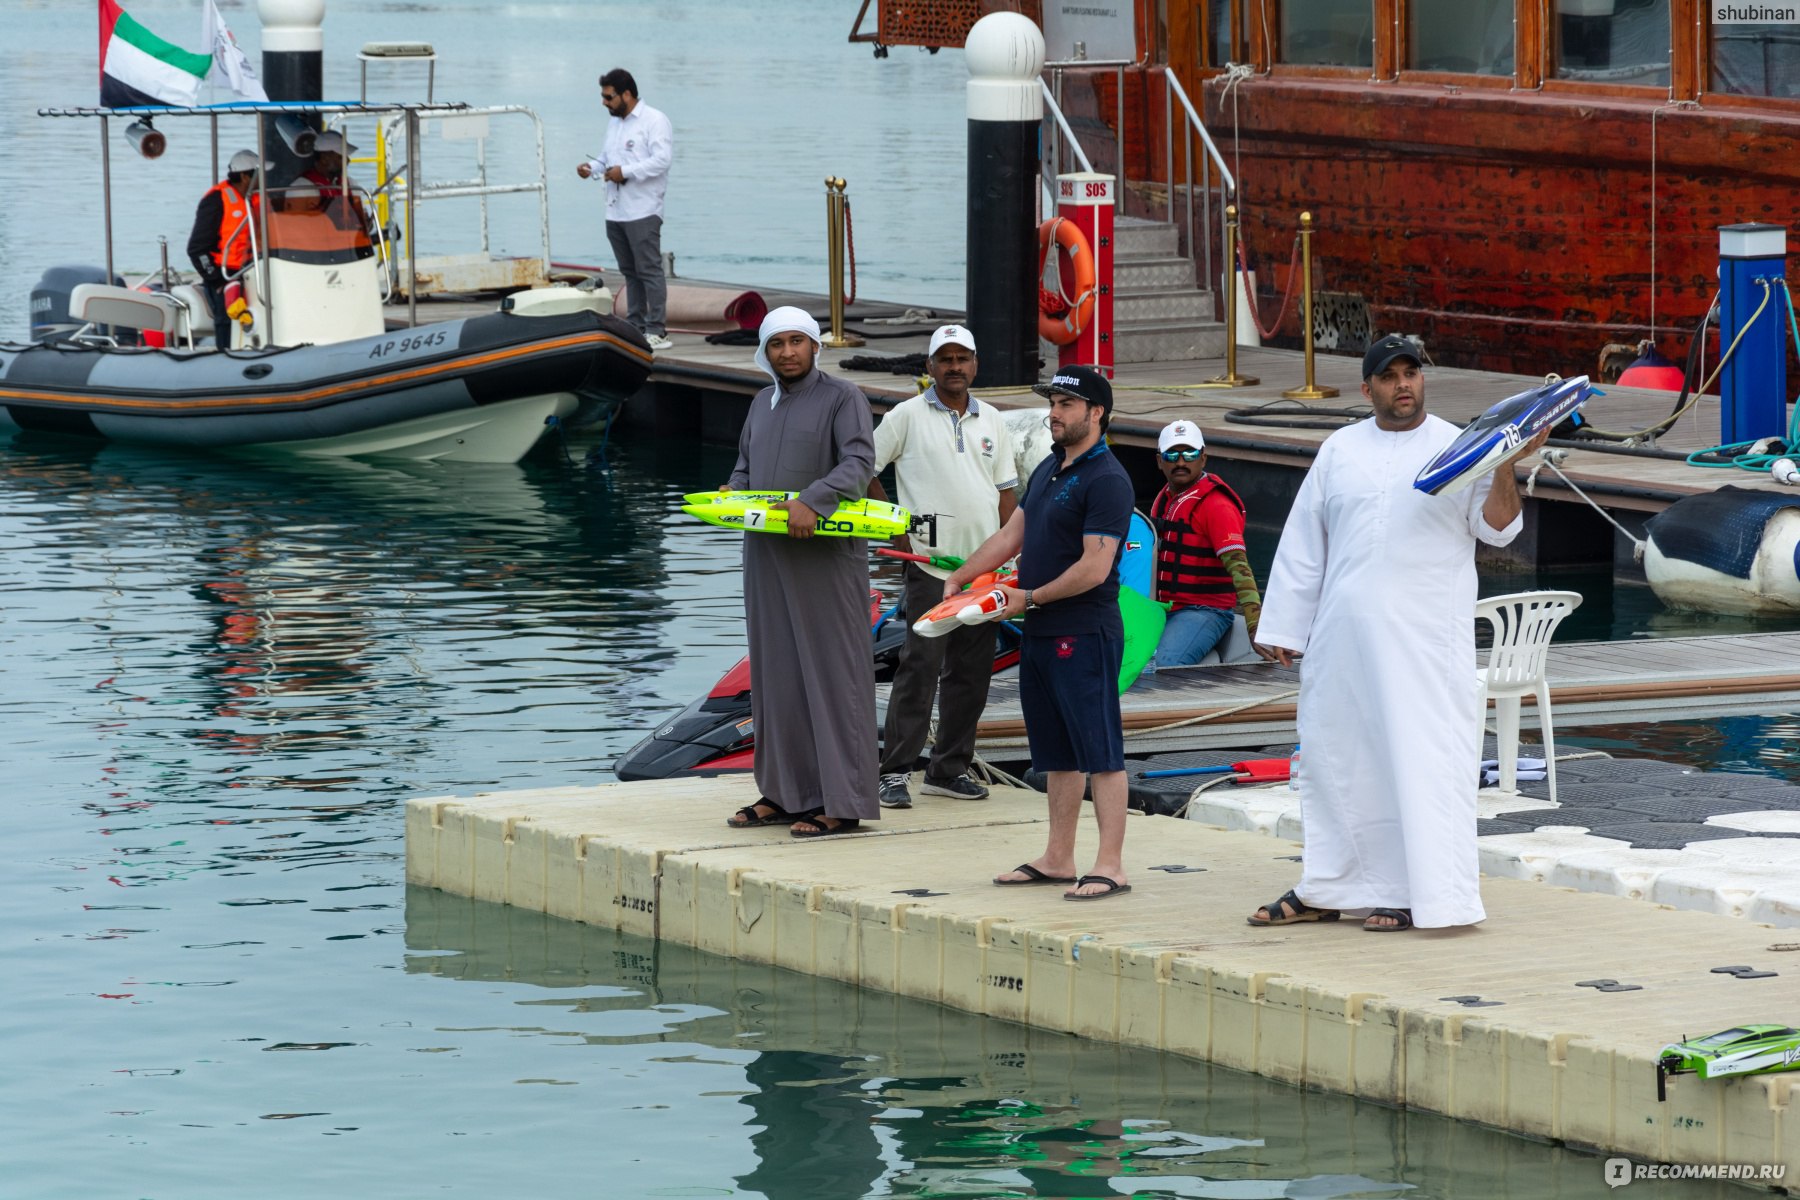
[753,305,823,390]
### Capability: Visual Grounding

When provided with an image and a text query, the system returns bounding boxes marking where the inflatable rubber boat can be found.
[1644,486,1800,615]
[0,299,651,463]
[17,100,653,463]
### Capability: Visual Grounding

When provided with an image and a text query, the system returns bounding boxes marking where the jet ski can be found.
[613,590,1022,780]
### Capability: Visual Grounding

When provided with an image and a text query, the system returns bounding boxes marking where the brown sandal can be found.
[1246,889,1341,926]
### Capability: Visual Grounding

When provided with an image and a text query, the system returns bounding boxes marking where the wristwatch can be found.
[1023,589,1039,611]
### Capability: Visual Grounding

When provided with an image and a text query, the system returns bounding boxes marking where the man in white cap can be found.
[864,325,1016,808]
[1147,419,1268,668]
[187,148,268,341]
[294,130,366,228]
[721,306,880,837]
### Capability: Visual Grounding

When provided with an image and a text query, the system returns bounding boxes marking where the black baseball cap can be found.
[1032,365,1113,420]
[1362,335,1422,380]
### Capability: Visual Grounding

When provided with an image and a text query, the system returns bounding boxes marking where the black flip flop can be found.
[789,812,862,839]
[1064,874,1132,901]
[994,863,1078,887]
[725,799,789,829]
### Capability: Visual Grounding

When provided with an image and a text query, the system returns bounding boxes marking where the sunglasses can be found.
[1160,448,1203,462]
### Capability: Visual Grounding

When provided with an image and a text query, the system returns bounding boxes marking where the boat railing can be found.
[1037,79,1095,215]
[353,104,553,308]
[1040,63,1236,300]
[37,100,477,332]
[1164,70,1235,298]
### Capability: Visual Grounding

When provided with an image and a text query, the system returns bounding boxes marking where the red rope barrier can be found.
[843,199,858,308]
[1236,234,1303,342]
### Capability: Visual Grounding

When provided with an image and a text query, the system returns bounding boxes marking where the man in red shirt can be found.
[294,131,368,229]
[1148,420,1271,667]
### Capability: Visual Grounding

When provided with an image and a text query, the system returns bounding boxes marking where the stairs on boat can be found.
[1110,216,1228,365]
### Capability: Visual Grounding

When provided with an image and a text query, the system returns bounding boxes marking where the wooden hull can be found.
[1053,65,1800,376]
[1205,78,1800,376]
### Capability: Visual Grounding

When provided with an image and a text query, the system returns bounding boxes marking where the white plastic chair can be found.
[1474,590,1582,803]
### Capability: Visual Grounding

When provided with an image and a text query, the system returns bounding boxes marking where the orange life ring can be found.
[1037,218,1096,346]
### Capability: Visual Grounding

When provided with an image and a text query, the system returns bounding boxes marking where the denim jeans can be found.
[1150,604,1235,669]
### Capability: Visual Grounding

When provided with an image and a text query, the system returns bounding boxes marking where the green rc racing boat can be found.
[1657,1024,1800,1101]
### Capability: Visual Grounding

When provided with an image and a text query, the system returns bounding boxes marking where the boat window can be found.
[1410,0,1514,75]
[1711,22,1800,96]
[1554,0,1671,86]
[1279,0,1373,67]
[1206,0,1236,67]
[264,201,376,266]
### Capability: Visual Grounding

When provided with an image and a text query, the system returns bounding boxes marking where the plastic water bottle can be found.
[1287,745,1301,792]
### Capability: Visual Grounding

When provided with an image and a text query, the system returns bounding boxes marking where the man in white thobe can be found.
[1249,335,1545,932]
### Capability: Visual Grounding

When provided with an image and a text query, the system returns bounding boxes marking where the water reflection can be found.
[0,432,740,869]
[404,887,1725,1199]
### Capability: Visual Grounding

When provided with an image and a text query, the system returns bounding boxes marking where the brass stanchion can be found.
[1282,211,1339,400]
[823,177,864,349]
[1207,204,1258,387]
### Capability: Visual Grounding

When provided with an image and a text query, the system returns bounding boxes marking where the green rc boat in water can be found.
[1657,1024,1800,1101]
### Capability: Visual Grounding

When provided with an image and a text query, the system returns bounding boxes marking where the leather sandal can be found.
[789,812,862,839]
[1246,888,1341,926]
[1363,907,1414,932]
[725,799,789,829]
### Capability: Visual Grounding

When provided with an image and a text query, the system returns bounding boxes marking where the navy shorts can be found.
[1019,629,1125,774]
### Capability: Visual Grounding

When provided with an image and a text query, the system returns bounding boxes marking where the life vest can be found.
[206,180,256,274]
[1150,475,1246,607]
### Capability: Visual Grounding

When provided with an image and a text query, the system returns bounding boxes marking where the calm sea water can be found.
[0,3,1789,1196]
[0,0,968,338]
[0,431,1769,1200]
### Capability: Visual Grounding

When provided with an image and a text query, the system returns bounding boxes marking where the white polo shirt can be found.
[874,388,1018,579]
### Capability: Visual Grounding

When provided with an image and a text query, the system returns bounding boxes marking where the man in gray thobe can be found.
[723,307,879,836]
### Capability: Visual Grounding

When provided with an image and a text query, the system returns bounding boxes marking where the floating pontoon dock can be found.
[406,775,1799,1186]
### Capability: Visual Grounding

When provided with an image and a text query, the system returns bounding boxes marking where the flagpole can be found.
[100,116,115,293]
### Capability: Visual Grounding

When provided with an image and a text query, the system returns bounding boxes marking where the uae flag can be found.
[99,0,212,108]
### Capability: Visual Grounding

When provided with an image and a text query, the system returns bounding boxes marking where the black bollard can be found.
[964,14,1044,387]
[257,0,325,186]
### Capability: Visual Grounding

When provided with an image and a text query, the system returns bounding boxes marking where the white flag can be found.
[203,0,269,102]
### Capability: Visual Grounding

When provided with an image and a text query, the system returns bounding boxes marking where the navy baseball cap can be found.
[1362,334,1422,379]
[1033,365,1113,420]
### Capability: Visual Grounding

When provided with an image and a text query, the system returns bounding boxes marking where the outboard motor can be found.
[29,265,121,342]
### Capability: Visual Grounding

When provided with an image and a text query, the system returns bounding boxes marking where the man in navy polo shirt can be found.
[943,366,1136,900]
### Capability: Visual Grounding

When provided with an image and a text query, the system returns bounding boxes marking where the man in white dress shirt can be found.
[579,68,673,351]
